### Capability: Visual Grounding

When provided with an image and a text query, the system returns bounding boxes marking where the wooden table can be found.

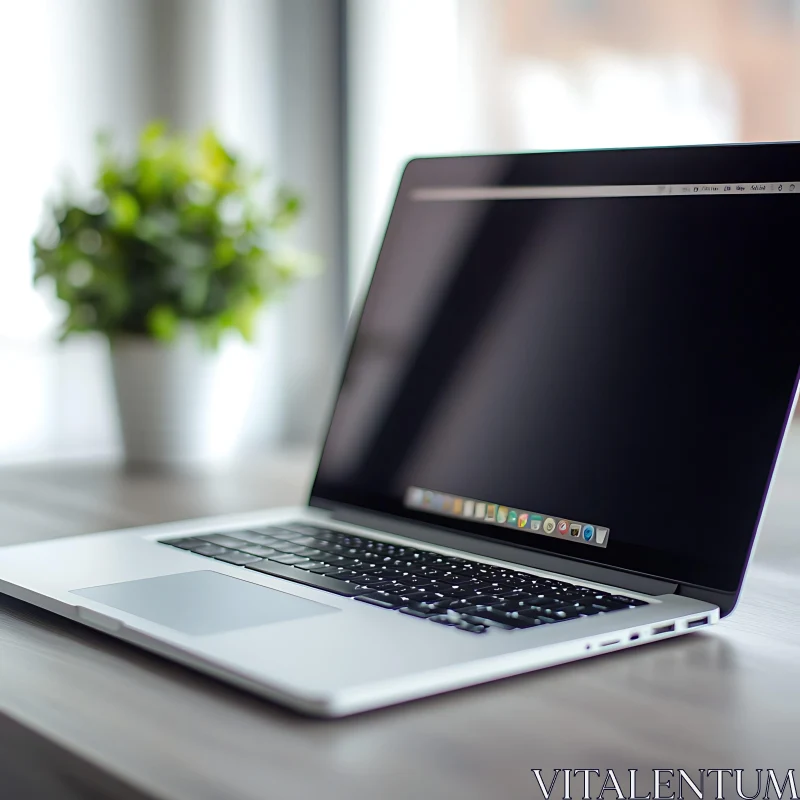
[1,434,799,800]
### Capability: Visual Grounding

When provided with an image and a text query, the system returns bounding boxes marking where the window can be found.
[347,0,800,293]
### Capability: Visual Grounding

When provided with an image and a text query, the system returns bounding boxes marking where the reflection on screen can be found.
[315,182,800,590]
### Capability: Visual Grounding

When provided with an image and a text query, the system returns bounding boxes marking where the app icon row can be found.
[404,487,609,547]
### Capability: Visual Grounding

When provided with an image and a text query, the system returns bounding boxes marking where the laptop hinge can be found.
[314,501,678,597]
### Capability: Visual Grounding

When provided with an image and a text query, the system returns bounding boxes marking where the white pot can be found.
[109,331,257,469]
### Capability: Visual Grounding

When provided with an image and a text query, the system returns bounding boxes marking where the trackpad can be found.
[72,571,339,635]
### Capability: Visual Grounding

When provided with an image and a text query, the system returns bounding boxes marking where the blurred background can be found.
[3,0,800,466]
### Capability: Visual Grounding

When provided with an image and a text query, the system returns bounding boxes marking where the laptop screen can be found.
[313,147,800,593]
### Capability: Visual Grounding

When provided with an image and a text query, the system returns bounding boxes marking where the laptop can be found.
[1,143,799,717]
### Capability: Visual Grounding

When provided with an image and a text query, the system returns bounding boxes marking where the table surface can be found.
[1,434,799,800]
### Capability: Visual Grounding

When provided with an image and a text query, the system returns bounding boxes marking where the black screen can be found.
[313,149,800,593]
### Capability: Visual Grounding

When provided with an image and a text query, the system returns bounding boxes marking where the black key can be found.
[268,554,311,566]
[270,542,312,555]
[436,585,486,599]
[523,617,554,627]
[471,582,513,593]
[455,621,488,634]
[221,530,266,543]
[457,612,509,629]
[362,590,426,606]
[329,570,360,582]
[585,593,614,603]
[299,549,329,561]
[489,587,527,599]
[321,555,359,568]
[287,536,319,547]
[213,550,263,566]
[399,606,438,619]
[348,573,390,587]
[394,575,435,589]
[245,561,362,596]
[611,595,648,607]
[306,529,338,541]
[498,594,539,606]
[198,534,250,549]
[462,594,504,606]
[412,582,446,594]
[292,561,331,572]
[193,543,228,556]
[235,531,279,545]
[355,595,401,609]
[235,544,278,557]
[547,606,585,620]
[493,599,538,612]
[292,546,322,557]
[350,562,381,571]
[519,604,550,616]
[537,597,567,608]
[552,593,590,605]
[304,540,340,554]
[430,597,472,611]
[420,554,449,565]
[164,538,205,550]
[368,567,405,578]
[461,608,529,629]
[602,601,633,611]
[500,569,532,580]
[407,567,445,579]
[308,564,347,575]
[404,599,444,612]
[301,530,336,544]
[428,614,458,626]
[367,580,405,591]
[265,530,312,544]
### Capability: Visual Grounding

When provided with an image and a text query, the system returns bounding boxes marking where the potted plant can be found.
[33,122,309,468]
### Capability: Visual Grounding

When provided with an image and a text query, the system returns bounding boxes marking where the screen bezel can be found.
[310,142,800,595]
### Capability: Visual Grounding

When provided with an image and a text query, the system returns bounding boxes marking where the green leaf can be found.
[198,129,234,188]
[109,192,140,232]
[271,188,303,230]
[213,238,236,267]
[145,305,179,342]
[140,120,168,152]
[180,273,209,314]
[230,296,260,341]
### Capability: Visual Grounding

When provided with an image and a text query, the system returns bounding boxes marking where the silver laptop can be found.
[2,143,798,717]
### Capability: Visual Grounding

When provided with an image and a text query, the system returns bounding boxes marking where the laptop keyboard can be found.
[160,523,647,635]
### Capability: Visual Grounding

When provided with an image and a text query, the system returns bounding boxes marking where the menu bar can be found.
[412,181,800,202]
[405,487,609,549]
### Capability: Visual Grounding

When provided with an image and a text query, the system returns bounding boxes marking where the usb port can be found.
[687,616,709,629]
[651,623,676,635]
